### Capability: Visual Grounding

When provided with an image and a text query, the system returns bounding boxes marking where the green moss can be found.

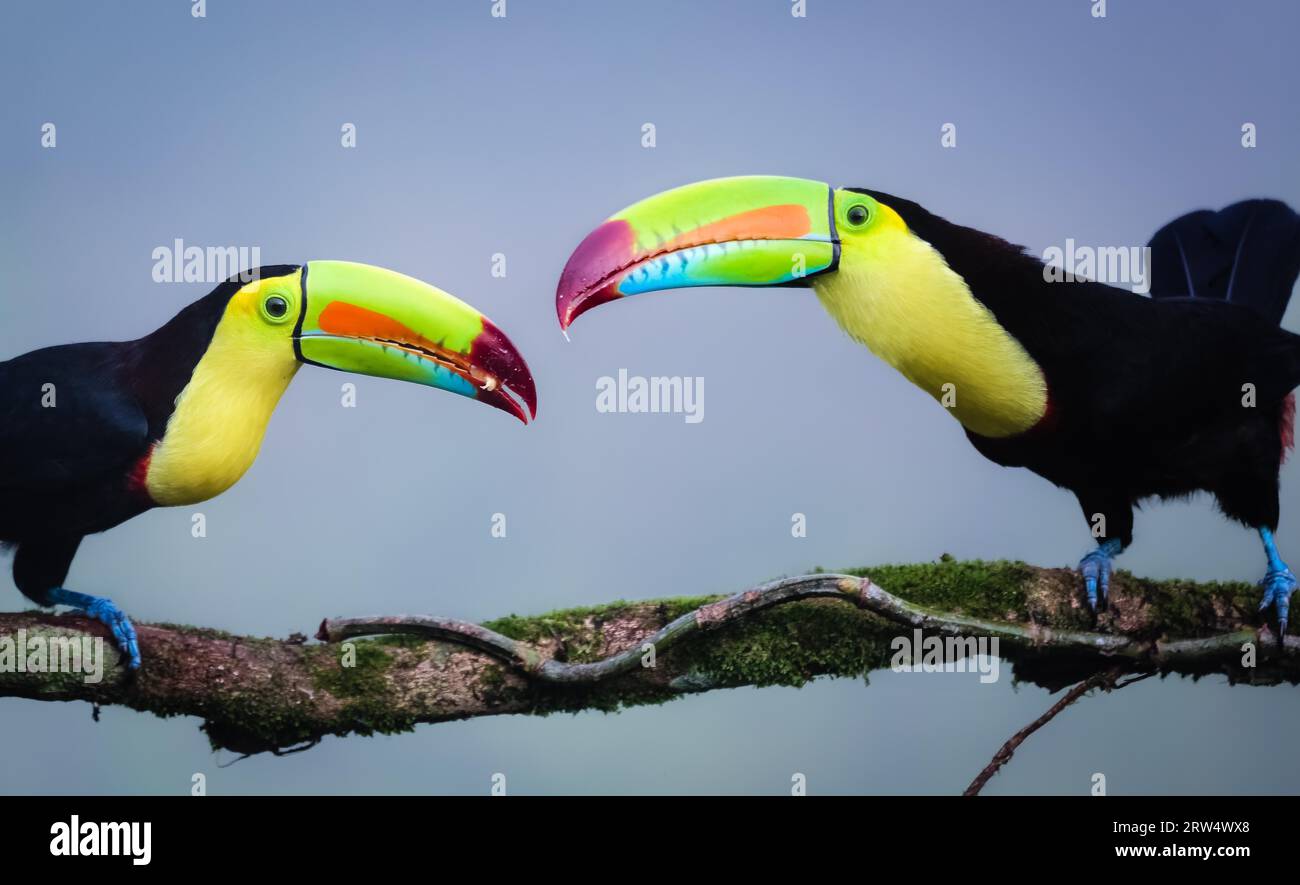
[479,662,508,697]
[655,595,724,621]
[673,601,894,689]
[485,605,616,646]
[844,558,1035,620]
[485,596,716,642]
[369,633,428,650]
[1108,571,1257,638]
[157,557,1281,753]
[298,640,439,742]
[467,560,1039,698]
[309,641,395,699]
[0,626,133,697]
[483,595,719,664]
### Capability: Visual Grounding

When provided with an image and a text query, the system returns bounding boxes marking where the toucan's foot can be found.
[1078,539,1122,613]
[1258,567,1297,647]
[46,587,141,669]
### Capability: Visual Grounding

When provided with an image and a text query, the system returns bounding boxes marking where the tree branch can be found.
[0,559,1291,756]
[963,666,1147,796]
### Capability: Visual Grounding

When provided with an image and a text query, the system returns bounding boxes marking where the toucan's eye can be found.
[847,204,870,226]
[264,295,289,320]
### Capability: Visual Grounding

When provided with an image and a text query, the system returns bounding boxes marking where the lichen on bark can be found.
[0,559,1290,755]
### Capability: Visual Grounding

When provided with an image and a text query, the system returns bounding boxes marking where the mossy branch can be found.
[0,559,1291,756]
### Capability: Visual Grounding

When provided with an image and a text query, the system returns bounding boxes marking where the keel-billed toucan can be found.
[556,176,1300,639]
[1,261,537,667]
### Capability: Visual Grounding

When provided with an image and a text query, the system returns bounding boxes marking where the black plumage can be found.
[857,191,1300,549]
[0,268,296,606]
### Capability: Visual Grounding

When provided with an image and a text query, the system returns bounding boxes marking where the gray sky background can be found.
[1,0,1297,794]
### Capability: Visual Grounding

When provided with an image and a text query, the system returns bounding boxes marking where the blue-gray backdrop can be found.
[1,0,1296,794]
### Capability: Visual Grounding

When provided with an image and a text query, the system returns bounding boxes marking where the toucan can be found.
[555,176,1300,640]
[1,261,537,668]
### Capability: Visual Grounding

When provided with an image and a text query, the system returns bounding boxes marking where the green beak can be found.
[295,260,536,423]
[556,176,838,329]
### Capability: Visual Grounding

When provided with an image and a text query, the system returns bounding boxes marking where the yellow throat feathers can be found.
[145,276,302,506]
[812,208,1047,438]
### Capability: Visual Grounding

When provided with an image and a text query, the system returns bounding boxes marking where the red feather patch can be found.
[126,445,156,501]
[1282,393,1296,463]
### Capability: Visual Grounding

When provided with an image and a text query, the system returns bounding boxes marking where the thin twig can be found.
[964,665,1131,796]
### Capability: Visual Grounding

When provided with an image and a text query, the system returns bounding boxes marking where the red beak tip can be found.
[556,292,595,331]
[555,295,575,330]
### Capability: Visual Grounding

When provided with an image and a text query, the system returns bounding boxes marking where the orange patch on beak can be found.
[318,301,435,348]
[658,204,812,254]
[316,300,489,387]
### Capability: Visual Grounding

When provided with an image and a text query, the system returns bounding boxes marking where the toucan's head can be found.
[217,260,536,422]
[554,176,1052,440]
[555,176,915,330]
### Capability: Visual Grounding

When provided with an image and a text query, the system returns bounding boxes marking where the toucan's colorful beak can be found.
[295,260,536,423]
[556,176,838,330]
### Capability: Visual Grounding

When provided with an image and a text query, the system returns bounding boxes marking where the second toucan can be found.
[1,260,537,667]
[556,176,1300,638]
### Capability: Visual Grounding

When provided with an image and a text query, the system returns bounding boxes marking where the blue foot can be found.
[46,588,141,669]
[1258,567,1297,646]
[1079,539,1123,612]
[1256,527,1296,647]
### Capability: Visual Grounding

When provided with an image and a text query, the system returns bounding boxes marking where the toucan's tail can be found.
[1149,198,1300,460]
[1148,198,1300,326]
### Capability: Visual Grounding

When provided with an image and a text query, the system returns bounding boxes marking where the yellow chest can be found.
[813,232,1047,438]
[145,313,300,507]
